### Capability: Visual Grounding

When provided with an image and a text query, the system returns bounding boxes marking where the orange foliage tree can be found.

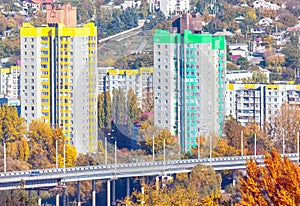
[238,149,300,205]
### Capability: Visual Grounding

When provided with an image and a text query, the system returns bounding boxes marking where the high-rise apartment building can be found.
[226,83,300,127]
[0,66,20,99]
[20,4,98,153]
[153,29,226,152]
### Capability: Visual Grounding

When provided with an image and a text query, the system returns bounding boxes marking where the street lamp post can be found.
[55,139,66,169]
[297,131,299,165]
[282,129,285,154]
[114,139,117,177]
[105,136,108,164]
[163,138,166,172]
[152,134,155,162]
[56,140,58,169]
[63,142,66,173]
[197,133,200,159]
[254,133,257,157]
[209,134,212,164]
[3,139,6,173]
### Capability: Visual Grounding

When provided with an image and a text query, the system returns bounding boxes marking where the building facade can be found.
[98,67,153,107]
[0,66,20,99]
[226,83,300,127]
[20,5,98,153]
[153,29,226,152]
[148,0,190,17]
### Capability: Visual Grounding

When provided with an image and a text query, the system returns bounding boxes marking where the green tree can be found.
[127,88,138,124]
[98,91,111,129]
[111,88,117,122]
[237,57,250,70]
[115,88,126,125]
[282,42,300,69]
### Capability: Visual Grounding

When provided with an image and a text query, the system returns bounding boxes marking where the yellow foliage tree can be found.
[238,149,300,206]
[0,104,26,142]
[27,120,66,168]
[122,165,221,205]
[139,125,180,158]
[7,137,30,162]
[65,144,77,167]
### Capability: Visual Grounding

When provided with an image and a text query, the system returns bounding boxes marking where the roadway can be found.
[0,153,298,191]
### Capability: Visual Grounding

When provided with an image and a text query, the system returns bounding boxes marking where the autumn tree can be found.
[251,71,268,83]
[0,104,26,143]
[138,123,180,159]
[142,87,154,112]
[265,54,285,72]
[26,120,76,169]
[122,165,221,205]
[223,116,245,152]
[238,149,300,206]
[264,102,300,153]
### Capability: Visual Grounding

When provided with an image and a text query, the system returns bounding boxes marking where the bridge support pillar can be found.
[37,189,41,206]
[112,179,116,206]
[56,194,59,206]
[92,180,96,206]
[77,181,81,206]
[62,185,67,206]
[107,180,111,206]
[28,189,32,199]
[126,178,130,196]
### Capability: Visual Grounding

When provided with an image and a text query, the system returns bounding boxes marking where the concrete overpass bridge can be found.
[0,153,298,205]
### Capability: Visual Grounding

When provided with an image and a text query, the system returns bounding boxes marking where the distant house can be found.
[258,18,273,26]
[287,23,300,32]
[229,43,249,58]
[213,30,234,37]
[271,31,286,45]
[253,0,280,10]
[230,55,242,62]
[23,0,42,10]
[114,0,142,10]
[235,16,245,24]
[250,26,265,34]
[22,0,54,15]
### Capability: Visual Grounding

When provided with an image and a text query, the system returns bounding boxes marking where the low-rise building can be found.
[0,66,20,99]
[97,67,153,107]
[226,69,270,84]
[228,43,249,58]
[226,83,300,127]
[253,0,280,10]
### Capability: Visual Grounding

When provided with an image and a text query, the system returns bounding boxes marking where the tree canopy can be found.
[238,149,300,206]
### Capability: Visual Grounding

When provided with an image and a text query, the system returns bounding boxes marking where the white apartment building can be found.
[97,67,153,107]
[20,20,98,154]
[153,30,226,152]
[226,83,300,127]
[0,66,20,99]
[226,69,270,83]
[148,0,190,17]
